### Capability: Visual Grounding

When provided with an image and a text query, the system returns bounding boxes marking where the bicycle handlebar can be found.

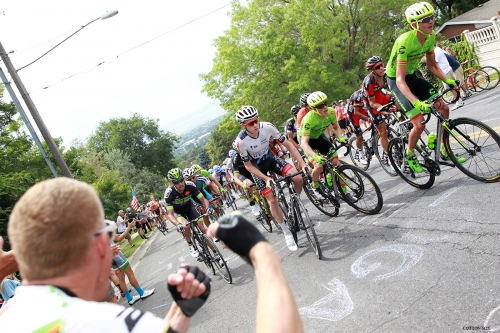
[274,170,304,184]
[421,86,461,124]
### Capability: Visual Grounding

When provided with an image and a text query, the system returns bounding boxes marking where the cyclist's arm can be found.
[166,208,180,226]
[300,135,317,162]
[330,122,343,140]
[287,132,300,150]
[244,161,271,183]
[367,95,384,110]
[209,175,223,192]
[353,106,369,121]
[395,63,419,104]
[198,193,210,211]
[281,139,304,169]
[232,171,246,189]
[114,222,135,242]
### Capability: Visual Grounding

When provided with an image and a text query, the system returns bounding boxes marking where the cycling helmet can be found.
[235,106,258,123]
[307,91,328,108]
[213,165,221,173]
[146,203,150,207]
[405,2,434,24]
[183,167,195,179]
[232,139,240,152]
[300,93,311,106]
[191,164,202,174]
[126,207,131,212]
[366,56,383,70]
[208,168,214,174]
[338,99,344,104]
[167,168,183,181]
[290,104,301,116]
[229,149,236,157]
[331,101,338,106]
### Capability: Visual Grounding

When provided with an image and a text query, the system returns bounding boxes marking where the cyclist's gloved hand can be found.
[176,224,185,232]
[444,78,459,88]
[313,154,324,164]
[413,99,432,114]
[298,148,304,154]
[215,211,267,265]
[168,265,211,317]
[206,207,214,215]
[220,187,227,193]
[338,137,346,144]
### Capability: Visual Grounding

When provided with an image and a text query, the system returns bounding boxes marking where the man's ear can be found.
[240,123,245,128]
[95,234,110,259]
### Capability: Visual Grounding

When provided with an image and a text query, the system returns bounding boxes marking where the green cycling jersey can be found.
[299,107,337,140]
[386,30,436,78]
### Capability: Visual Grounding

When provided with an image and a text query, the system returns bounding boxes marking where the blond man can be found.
[1,178,211,333]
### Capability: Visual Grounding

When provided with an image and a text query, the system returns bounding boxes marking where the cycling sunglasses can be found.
[315,101,328,109]
[173,179,184,185]
[417,15,434,23]
[374,63,384,70]
[245,118,259,127]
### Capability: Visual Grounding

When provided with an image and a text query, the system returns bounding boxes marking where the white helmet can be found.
[182,167,195,179]
[405,2,434,24]
[235,106,258,123]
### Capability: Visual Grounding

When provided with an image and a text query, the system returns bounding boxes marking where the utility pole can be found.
[0,41,73,178]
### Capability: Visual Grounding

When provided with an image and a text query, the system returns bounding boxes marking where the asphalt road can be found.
[120,88,500,333]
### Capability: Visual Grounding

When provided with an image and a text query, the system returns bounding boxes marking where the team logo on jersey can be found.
[398,46,406,54]
[184,191,191,196]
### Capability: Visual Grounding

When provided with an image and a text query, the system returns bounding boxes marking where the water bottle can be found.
[428,132,437,149]
[326,173,333,187]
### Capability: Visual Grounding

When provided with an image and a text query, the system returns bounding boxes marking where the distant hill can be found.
[161,100,227,135]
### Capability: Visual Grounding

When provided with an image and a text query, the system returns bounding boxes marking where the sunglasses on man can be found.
[315,101,328,109]
[417,15,433,23]
[244,118,259,127]
[173,179,184,185]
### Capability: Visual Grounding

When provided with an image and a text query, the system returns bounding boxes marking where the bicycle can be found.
[302,143,384,215]
[248,183,281,233]
[272,170,322,259]
[156,216,168,235]
[182,214,232,284]
[347,115,399,176]
[387,87,500,189]
[222,188,237,211]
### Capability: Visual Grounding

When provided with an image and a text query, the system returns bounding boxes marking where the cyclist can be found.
[182,167,219,227]
[148,195,166,228]
[362,56,396,165]
[164,168,222,262]
[285,105,301,149]
[192,164,226,202]
[299,91,355,202]
[235,106,304,252]
[296,93,311,142]
[212,165,235,202]
[332,101,350,138]
[347,89,370,165]
[386,1,466,173]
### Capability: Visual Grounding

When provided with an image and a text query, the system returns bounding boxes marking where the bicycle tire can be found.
[256,198,273,233]
[477,66,500,90]
[443,117,500,182]
[274,179,289,216]
[226,195,238,211]
[158,223,166,236]
[347,135,370,170]
[203,234,232,284]
[301,169,339,217]
[373,126,399,177]
[333,164,383,215]
[285,214,298,244]
[387,137,435,189]
[472,69,488,91]
[192,233,215,275]
[291,195,322,259]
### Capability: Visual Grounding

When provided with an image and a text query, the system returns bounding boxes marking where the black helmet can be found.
[366,56,383,70]
[290,104,301,116]
[300,93,310,106]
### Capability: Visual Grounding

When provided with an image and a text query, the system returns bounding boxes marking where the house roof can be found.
[436,0,500,34]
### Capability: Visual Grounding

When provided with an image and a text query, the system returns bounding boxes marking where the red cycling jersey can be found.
[362,73,391,114]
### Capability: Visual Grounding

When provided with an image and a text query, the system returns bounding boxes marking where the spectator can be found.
[444,46,471,98]
[2,178,211,332]
[1,274,20,304]
[116,210,134,247]
[434,44,464,110]
[127,207,148,240]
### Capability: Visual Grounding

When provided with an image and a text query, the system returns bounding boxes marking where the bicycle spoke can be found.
[203,235,232,284]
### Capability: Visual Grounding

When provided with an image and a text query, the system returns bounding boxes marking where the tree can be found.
[88,113,178,176]
[431,0,489,23]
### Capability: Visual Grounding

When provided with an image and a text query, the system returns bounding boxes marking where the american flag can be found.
[131,189,139,211]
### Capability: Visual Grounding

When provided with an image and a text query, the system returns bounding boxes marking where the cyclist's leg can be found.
[270,154,302,194]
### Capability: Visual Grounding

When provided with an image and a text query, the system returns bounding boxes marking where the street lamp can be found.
[0,9,119,178]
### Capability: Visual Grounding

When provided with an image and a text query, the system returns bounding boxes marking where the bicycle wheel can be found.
[333,164,383,215]
[203,234,232,284]
[440,86,457,104]
[301,169,339,217]
[291,195,322,259]
[443,117,500,182]
[348,135,370,170]
[275,181,289,216]
[255,198,273,233]
[226,195,237,211]
[374,126,399,177]
[477,66,500,90]
[387,137,435,189]
[192,234,215,275]
[158,222,166,235]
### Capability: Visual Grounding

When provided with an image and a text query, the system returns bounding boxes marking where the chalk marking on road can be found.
[158,259,165,264]
[151,301,172,310]
[178,256,185,262]
[355,203,407,225]
[428,179,472,207]
[298,278,353,322]
[351,244,423,280]
[146,263,172,278]
[484,304,500,332]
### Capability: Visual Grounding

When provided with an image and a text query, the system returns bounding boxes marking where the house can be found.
[437,0,500,41]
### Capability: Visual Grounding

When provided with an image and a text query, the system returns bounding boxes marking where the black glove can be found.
[216,211,267,265]
[167,265,211,317]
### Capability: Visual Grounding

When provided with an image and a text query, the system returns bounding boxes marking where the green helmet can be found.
[405,2,434,24]
[167,168,182,181]
[307,91,328,108]
[191,164,202,174]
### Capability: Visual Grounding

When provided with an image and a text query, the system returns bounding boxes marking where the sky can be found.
[0,0,232,145]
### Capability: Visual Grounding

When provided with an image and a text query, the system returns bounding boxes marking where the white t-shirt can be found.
[116,215,126,233]
[434,46,452,75]
[237,122,285,162]
[0,285,168,332]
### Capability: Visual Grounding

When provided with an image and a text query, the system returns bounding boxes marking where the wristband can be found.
[167,265,211,317]
[215,211,267,265]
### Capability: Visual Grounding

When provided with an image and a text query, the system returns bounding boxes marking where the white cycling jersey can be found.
[0,285,168,332]
[237,122,285,163]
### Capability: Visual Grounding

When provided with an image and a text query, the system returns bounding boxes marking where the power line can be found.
[29,4,230,94]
